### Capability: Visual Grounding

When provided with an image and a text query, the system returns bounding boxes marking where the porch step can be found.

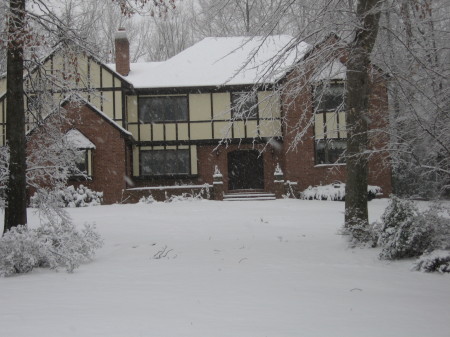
[223,192,276,201]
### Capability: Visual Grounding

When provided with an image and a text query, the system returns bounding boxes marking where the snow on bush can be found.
[377,196,450,261]
[139,195,156,204]
[0,221,103,277]
[164,192,204,203]
[164,185,210,202]
[31,185,103,208]
[412,250,450,273]
[301,182,381,201]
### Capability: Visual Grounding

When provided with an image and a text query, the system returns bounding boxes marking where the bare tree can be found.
[376,0,450,198]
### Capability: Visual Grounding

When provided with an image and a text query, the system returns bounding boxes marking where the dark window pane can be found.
[315,139,346,164]
[315,140,326,164]
[165,151,177,174]
[139,96,188,123]
[140,149,190,175]
[75,151,87,173]
[314,83,345,112]
[177,150,190,174]
[70,150,88,177]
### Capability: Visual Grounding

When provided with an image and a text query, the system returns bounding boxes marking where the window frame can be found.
[140,149,191,176]
[231,92,258,120]
[138,95,188,124]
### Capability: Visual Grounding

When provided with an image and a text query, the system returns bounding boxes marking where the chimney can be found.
[115,28,130,76]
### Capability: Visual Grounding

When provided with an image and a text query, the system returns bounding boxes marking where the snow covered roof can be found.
[126,36,311,89]
[65,129,95,149]
[312,60,347,82]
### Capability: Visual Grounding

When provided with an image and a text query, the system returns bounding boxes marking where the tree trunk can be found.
[4,0,27,233]
[344,0,381,229]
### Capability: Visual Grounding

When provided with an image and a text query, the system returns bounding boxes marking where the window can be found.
[74,150,88,174]
[64,129,95,178]
[315,139,346,165]
[140,149,190,176]
[231,92,258,119]
[139,96,188,123]
[314,82,347,164]
[314,83,345,112]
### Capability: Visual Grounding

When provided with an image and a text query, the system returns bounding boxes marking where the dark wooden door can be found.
[228,150,264,190]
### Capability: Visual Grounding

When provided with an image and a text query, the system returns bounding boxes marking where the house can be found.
[0,29,391,203]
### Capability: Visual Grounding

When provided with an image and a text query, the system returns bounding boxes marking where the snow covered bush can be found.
[139,195,156,204]
[301,182,381,201]
[345,221,380,247]
[164,192,204,202]
[0,225,43,275]
[164,185,210,202]
[412,250,450,274]
[0,221,103,277]
[31,185,103,208]
[377,196,450,260]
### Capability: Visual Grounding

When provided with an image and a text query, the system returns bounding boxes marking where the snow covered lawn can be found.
[1,199,449,337]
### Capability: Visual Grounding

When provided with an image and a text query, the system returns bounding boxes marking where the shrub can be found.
[345,220,380,248]
[412,250,450,273]
[377,196,450,261]
[377,196,432,259]
[301,182,381,201]
[0,221,103,277]
[31,185,103,208]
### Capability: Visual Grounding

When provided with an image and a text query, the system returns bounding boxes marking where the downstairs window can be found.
[315,139,346,165]
[140,149,190,176]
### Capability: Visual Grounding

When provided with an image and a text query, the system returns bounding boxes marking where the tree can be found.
[4,0,27,232]
[344,0,382,229]
[1,0,180,233]
[376,0,450,198]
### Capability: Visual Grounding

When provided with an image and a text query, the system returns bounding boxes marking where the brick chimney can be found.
[115,28,130,76]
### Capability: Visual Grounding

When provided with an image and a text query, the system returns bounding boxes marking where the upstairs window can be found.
[231,92,258,119]
[138,96,188,123]
[313,82,347,165]
[314,83,346,112]
[140,149,190,176]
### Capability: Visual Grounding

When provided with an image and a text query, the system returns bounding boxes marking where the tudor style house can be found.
[0,29,391,204]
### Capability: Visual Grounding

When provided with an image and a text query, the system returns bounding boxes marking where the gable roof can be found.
[61,95,133,138]
[124,36,311,89]
[64,129,96,149]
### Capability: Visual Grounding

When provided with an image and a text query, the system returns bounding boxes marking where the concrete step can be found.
[224,196,277,201]
[223,192,276,201]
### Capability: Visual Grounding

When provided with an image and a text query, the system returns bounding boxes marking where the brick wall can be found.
[115,29,130,76]
[28,102,131,204]
[196,143,282,193]
[65,103,130,204]
[281,68,392,196]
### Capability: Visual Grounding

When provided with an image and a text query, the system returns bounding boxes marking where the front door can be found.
[227,150,264,190]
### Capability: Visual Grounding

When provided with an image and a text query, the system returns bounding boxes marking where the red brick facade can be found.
[280,68,392,196]
[28,102,132,204]
[196,143,283,193]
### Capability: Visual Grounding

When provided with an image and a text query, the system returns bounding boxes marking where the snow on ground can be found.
[0,199,449,337]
